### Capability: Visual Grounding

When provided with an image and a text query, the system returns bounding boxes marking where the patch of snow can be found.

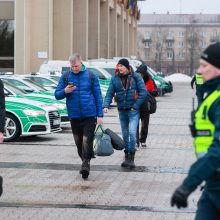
[165,73,192,82]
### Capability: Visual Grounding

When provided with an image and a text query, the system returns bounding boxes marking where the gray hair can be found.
[69,53,82,63]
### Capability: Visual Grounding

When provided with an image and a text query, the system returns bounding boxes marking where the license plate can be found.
[53,119,60,126]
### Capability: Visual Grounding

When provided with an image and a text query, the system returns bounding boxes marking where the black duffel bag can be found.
[105,128,124,150]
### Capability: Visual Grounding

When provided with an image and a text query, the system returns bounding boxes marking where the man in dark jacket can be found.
[103,58,147,169]
[190,73,204,105]
[0,79,5,196]
[171,42,220,220]
[55,53,103,179]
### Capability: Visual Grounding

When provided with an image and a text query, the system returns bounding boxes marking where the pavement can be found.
[0,82,200,220]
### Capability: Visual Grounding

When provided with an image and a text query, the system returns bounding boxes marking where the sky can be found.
[138,0,220,14]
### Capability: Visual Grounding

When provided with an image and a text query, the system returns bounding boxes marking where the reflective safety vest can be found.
[194,90,220,159]
[195,73,204,85]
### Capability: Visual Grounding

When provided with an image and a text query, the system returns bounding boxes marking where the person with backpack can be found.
[136,64,158,148]
[55,53,103,179]
[103,58,147,169]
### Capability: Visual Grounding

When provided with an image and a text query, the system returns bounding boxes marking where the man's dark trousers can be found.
[70,117,96,160]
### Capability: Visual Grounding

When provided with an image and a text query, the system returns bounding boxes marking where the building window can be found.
[144,51,150,60]
[178,32,184,37]
[178,52,184,59]
[167,51,173,59]
[177,41,184,48]
[200,32,206,37]
[156,42,161,49]
[156,31,161,38]
[144,41,150,48]
[167,41,173,48]
[212,31,218,37]
[200,41,206,48]
[144,32,151,38]
[167,32,173,37]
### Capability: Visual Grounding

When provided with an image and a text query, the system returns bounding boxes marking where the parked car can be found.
[2,81,69,125]
[4,94,61,141]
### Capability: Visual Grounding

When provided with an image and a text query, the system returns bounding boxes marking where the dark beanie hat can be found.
[118,58,130,70]
[201,42,220,69]
[136,64,147,75]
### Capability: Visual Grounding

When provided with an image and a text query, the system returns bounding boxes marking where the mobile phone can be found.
[68,82,75,87]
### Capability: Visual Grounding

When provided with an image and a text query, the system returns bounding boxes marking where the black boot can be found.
[121,150,129,167]
[81,160,90,179]
[127,152,136,169]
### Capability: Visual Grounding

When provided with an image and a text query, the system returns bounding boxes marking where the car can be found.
[4,94,61,142]
[2,80,69,125]
[22,74,58,91]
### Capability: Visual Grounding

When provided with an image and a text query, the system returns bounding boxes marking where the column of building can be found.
[14,0,137,73]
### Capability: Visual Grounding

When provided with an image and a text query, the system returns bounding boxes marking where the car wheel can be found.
[4,113,21,142]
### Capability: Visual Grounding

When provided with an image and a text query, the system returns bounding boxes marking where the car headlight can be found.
[52,103,66,110]
[23,109,46,116]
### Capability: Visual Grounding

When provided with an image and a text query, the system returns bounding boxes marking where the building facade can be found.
[137,14,220,75]
[0,0,141,73]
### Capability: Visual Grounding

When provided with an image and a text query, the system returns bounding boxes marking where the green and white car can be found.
[4,95,61,141]
[2,80,69,125]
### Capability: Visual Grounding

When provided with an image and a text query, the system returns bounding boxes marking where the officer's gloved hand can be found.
[171,185,192,209]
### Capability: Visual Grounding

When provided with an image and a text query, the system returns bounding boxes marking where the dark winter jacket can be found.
[0,79,5,133]
[103,71,147,110]
[183,76,220,191]
[54,65,103,119]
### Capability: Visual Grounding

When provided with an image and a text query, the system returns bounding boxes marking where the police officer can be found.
[171,42,220,220]
[0,79,5,196]
[191,73,204,105]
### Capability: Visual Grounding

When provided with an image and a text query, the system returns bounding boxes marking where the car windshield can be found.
[103,68,115,76]
[49,75,60,82]
[22,78,47,91]
[87,68,109,80]
[2,81,27,95]
[0,78,35,93]
[62,67,71,72]
[24,76,57,89]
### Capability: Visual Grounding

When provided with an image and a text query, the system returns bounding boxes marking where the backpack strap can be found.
[63,70,94,87]
[63,71,70,86]
[88,70,94,86]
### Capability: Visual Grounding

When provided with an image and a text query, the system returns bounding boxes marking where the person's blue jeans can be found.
[118,110,140,152]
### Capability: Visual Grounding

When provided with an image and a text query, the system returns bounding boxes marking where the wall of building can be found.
[1,0,138,73]
[138,21,220,75]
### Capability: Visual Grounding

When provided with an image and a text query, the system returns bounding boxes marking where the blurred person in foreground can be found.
[0,79,5,196]
[171,42,220,220]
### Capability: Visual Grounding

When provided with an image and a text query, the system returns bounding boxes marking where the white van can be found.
[39,60,111,80]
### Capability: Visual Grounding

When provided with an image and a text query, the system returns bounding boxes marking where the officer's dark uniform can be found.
[171,42,220,220]
[191,73,204,105]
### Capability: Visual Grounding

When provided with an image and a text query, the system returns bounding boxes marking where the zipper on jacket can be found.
[78,74,82,117]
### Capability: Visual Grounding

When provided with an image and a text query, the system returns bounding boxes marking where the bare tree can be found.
[185,18,203,76]
[152,27,166,72]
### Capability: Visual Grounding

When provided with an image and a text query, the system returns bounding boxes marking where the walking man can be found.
[103,58,147,169]
[55,53,103,179]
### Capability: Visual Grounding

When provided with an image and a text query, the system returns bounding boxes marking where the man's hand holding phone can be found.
[65,82,76,93]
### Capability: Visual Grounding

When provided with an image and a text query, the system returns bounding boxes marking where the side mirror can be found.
[24,88,34,93]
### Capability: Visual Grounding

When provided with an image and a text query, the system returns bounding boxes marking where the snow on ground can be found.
[165,73,192,82]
